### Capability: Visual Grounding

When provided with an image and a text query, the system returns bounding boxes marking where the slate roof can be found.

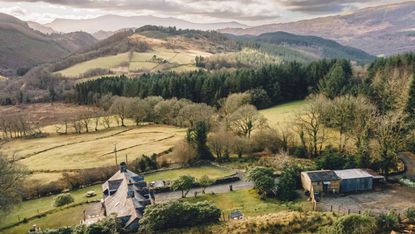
[304,170,340,182]
[102,164,151,228]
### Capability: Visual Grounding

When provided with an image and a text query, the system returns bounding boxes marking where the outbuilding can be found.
[334,169,373,193]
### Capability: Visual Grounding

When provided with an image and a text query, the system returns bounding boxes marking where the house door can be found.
[323,182,330,193]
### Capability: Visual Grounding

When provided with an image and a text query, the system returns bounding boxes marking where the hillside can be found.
[221,1,415,56]
[45,14,247,33]
[232,32,375,64]
[51,26,376,80]
[51,27,240,79]
[0,13,98,76]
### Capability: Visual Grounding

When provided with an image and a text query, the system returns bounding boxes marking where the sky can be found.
[0,0,409,25]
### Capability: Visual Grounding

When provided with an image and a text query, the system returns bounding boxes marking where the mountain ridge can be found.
[45,14,248,34]
[220,1,415,56]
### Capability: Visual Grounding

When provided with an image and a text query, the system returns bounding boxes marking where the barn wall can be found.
[340,177,373,193]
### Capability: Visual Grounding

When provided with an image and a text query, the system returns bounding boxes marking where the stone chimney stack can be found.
[120,162,127,172]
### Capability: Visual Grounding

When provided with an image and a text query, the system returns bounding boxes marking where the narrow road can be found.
[154,180,254,203]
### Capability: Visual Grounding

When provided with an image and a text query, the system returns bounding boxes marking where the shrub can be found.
[53,193,74,207]
[376,211,399,231]
[139,201,221,232]
[330,214,377,234]
[407,208,415,222]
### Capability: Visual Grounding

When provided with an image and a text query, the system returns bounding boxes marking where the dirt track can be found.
[318,184,415,214]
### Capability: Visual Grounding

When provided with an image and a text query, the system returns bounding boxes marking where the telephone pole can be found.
[114,144,118,166]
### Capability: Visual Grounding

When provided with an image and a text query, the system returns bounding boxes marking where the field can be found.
[144,166,235,182]
[3,204,90,234]
[0,184,102,230]
[1,125,185,171]
[0,75,7,81]
[56,48,211,79]
[260,100,307,128]
[186,189,311,217]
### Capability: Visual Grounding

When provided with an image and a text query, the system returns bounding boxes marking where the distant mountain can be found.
[221,2,415,56]
[92,30,116,40]
[45,15,247,34]
[233,32,375,63]
[0,13,98,76]
[27,21,55,34]
[50,32,98,52]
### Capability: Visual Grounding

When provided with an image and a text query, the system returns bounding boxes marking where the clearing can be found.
[1,125,186,171]
[186,189,311,217]
[144,166,235,182]
[0,184,102,230]
[260,100,307,128]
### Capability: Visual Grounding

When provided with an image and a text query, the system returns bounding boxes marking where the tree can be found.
[187,121,214,161]
[170,140,196,165]
[229,104,267,138]
[139,201,220,232]
[198,175,214,194]
[277,166,299,201]
[0,155,27,215]
[295,95,327,157]
[374,112,409,180]
[318,60,352,99]
[207,130,234,160]
[109,96,130,127]
[53,193,74,207]
[248,88,271,109]
[127,98,151,126]
[171,175,195,198]
[247,167,275,197]
[406,74,415,118]
[178,103,215,128]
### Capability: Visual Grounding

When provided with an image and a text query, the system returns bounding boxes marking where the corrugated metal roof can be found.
[303,170,340,182]
[334,169,373,179]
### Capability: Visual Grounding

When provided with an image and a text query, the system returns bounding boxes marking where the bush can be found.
[53,193,74,207]
[330,214,377,234]
[376,211,399,231]
[407,208,415,222]
[139,201,221,232]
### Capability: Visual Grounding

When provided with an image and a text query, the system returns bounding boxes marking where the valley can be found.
[0,1,415,234]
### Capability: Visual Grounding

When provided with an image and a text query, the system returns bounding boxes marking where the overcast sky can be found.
[0,0,409,25]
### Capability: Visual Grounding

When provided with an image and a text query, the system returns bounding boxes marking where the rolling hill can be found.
[50,26,375,80]
[221,1,415,56]
[45,14,247,34]
[0,13,98,76]
[232,32,375,64]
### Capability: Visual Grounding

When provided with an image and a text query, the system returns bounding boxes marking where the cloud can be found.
[278,0,375,13]
[0,0,280,22]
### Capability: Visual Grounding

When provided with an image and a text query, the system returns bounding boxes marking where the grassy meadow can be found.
[0,184,102,230]
[186,189,311,217]
[260,100,307,128]
[144,166,235,182]
[56,48,210,79]
[1,125,186,171]
[3,204,90,234]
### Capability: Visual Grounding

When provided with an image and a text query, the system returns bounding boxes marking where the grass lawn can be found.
[3,204,90,234]
[0,184,102,229]
[186,189,311,217]
[1,125,185,171]
[144,166,235,182]
[260,100,307,128]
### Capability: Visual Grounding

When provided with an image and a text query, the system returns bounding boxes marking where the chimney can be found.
[119,162,127,172]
